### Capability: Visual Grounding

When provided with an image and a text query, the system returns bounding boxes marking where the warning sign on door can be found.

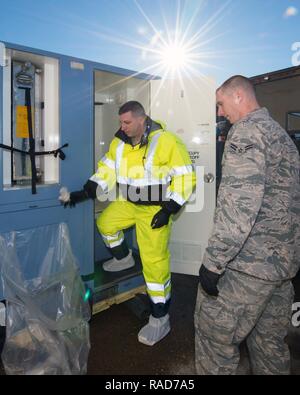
[16,105,30,138]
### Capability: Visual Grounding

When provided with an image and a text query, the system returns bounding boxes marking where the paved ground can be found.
[1,272,300,375]
[88,273,198,375]
[86,272,300,375]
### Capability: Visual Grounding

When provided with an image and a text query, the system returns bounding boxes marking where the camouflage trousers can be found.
[194,269,294,375]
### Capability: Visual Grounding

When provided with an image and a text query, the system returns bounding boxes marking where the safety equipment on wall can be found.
[199,264,221,297]
[102,249,135,272]
[0,142,68,195]
[0,60,67,194]
[138,314,170,346]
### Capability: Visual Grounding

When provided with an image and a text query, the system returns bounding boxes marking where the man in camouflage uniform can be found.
[194,75,300,375]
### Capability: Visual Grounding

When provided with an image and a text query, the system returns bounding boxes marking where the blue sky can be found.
[0,0,299,84]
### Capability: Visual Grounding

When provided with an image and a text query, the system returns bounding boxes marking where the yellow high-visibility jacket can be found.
[90,119,196,212]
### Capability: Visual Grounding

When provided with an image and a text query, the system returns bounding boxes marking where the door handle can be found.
[204,173,215,184]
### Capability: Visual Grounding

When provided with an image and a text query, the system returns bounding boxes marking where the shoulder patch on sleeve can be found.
[229,143,254,155]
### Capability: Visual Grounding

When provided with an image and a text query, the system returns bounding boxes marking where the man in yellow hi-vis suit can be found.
[59,101,196,346]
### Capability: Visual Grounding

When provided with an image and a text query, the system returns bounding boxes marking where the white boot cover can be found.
[138,314,170,346]
[102,250,135,272]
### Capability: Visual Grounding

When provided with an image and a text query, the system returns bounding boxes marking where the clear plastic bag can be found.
[0,223,91,375]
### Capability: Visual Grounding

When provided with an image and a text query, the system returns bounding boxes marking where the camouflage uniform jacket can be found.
[203,107,300,281]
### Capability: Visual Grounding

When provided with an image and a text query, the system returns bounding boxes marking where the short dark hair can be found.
[217,75,255,97]
[118,101,146,117]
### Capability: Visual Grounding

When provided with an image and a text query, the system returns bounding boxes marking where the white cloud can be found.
[284,6,298,18]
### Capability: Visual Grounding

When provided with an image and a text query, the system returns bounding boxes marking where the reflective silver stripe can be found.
[102,233,122,242]
[116,141,125,179]
[115,133,171,186]
[102,231,124,248]
[89,175,109,193]
[146,279,171,292]
[169,165,194,178]
[144,133,161,172]
[117,176,169,187]
[166,190,186,205]
[147,283,164,292]
[165,279,171,289]
[101,155,115,170]
[115,133,169,185]
[106,239,124,248]
[149,294,171,304]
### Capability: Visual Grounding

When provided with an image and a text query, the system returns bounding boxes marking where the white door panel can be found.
[150,77,216,275]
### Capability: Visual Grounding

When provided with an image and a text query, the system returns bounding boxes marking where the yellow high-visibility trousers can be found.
[97,200,172,306]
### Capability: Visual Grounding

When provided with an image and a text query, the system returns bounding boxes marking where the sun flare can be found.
[159,42,191,73]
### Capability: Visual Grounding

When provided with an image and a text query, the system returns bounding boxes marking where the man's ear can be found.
[234,94,241,105]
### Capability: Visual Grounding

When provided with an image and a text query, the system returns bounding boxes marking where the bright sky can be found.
[0,0,299,84]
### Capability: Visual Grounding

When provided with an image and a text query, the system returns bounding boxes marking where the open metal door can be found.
[150,77,216,275]
[0,42,94,301]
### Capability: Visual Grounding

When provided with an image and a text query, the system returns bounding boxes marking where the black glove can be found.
[151,208,171,229]
[199,264,221,297]
[63,180,98,208]
[83,179,98,199]
[162,199,182,215]
[151,199,182,229]
[66,190,89,207]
